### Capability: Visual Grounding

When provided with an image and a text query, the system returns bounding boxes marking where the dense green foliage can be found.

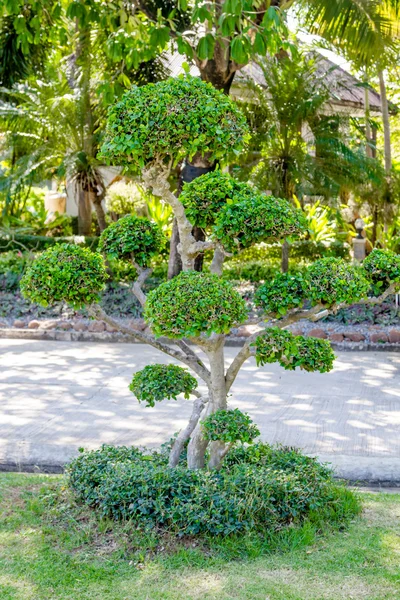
[180,171,253,228]
[100,75,249,169]
[0,234,99,253]
[67,443,350,536]
[308,257,370,306]
[105,181,148,216]
[255,271,307,315]
[213,195,307,254]
[98,215,165,266]
[203,409,260,444]
[0,251,32,291]
[363,248,400,289]
[145,271,247,338]
[129,364,198,407]
[20,244,107,308]
[253,328,335,373]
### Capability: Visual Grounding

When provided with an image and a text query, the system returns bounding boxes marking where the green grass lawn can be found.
[0,473,399,600]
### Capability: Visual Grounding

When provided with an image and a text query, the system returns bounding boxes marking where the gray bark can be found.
[169,395,208,468]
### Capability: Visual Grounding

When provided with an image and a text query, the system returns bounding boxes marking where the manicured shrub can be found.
[99,75,249,168]
[363,248,400,290]
[255,271,308,315]
[180,171,254,228]
[98,215,165,266]
[213,194,307,253]
[20,244,107,308]
[307,257,370,306]
[67,444,352,537]
[144,271,248,338]
[253,327,335,373]
[129,364,198,407]
[203,409,260,444]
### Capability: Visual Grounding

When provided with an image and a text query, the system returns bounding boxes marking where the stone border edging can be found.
[1,326,400,351]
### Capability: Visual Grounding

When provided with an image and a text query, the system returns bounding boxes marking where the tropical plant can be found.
[21,77,400,472]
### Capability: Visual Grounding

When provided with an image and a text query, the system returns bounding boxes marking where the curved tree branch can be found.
[88,304,211,384]
[225,284,399,391]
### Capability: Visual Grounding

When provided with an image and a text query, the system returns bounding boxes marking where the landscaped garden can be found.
[1,1,400,599]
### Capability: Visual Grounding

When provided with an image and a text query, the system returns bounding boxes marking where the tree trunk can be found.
[167,156,215,278]
[167,219,183,279]
[91,192,107,232]
[364,82,373,158]
[187,338,228,470]
[378,70,392,175]
[78,188,92,236]
[281,240,290,273]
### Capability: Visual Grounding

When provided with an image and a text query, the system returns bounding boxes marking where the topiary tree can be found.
[21,76,400,471]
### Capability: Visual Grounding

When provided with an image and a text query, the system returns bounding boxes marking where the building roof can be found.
[165,52,393,117]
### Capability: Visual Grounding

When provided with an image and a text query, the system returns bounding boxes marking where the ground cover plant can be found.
[0,473,399,600]
[20,75,400,538]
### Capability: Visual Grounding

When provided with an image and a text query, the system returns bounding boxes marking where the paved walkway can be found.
[1,339,400,481]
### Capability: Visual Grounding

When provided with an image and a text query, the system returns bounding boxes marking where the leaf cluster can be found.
[363,248,400,291]
[99,75,249,169]
[253,328,335,373]
[213,194,307,254]
[129,364,198,407]
[98,215,165,266]
[203,408,260,444]
[20,243,107,308]
[144,271,248,338]
[180,171,254,228]
[308,257,370,307]
[255,271,308,316]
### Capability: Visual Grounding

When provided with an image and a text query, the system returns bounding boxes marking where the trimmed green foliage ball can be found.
[363,248,400,289]
[144,271,248,338]
[129,364,198,407]
[98,215,165,266]
[180,171,254,228]
[255,271,308,315]
[203,409,260,444]
[213,194,307,253]
[308,257,370,306]
[20,243,107,308]
[99,75,249,169]
[253,327,335,373]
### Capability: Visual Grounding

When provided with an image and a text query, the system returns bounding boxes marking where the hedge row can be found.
[0,234,99,253]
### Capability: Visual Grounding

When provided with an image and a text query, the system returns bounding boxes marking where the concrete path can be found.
[0,339,400,481]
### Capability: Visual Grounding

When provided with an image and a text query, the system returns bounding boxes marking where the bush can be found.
[203,409,260,444]
[67,443,353,537]
[98,215,165,266]
[308,257,370,307]
[253,327,335,373]
[180,171,254,228]
[129,364,198,407]
[0,251,32,292]
[213,195,307,254]
[363,248,400,290]
[145,271,248,338]
[20,243,108,308]
[255,271,308,315]
[100,75,249,169]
